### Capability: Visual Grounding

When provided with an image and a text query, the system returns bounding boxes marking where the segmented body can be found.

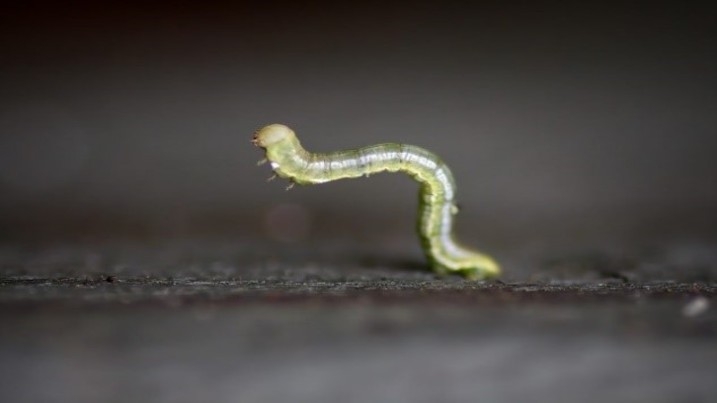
[253,123,500,279]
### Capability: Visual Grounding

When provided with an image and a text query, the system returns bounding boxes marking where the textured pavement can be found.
[1,239,715,403]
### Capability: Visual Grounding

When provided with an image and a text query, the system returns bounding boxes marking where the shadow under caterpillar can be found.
[253,123,500,279]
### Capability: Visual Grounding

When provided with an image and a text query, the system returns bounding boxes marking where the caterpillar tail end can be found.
[459,264,501,281]
[430,256,501,281]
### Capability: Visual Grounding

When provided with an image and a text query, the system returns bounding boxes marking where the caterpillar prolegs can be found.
[253,124,500,279]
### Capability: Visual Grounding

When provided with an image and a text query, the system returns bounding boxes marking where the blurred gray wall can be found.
[1,1,715,241]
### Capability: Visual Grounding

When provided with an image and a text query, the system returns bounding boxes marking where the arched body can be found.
[253,123,500,279]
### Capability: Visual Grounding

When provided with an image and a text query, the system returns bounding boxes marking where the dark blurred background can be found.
[1,0,716,247]
[2,3,717,402]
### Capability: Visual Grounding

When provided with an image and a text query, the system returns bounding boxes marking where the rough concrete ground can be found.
[0,238,715,403]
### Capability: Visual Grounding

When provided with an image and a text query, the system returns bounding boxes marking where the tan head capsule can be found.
[253,124,295,148]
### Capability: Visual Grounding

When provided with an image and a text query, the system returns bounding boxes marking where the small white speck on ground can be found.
[682,296,709,317]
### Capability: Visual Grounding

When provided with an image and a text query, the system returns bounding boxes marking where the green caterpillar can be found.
[253,124,500,279]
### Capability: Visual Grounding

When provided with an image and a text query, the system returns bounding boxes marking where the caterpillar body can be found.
[253,123,500,279]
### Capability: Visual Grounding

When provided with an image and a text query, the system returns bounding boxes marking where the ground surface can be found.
[1,238,715,403]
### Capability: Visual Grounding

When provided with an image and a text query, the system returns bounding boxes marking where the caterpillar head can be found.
[252,124,296,148]
[253,123,305,183]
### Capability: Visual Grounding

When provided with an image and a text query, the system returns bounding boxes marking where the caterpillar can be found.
[253,124,500,279]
